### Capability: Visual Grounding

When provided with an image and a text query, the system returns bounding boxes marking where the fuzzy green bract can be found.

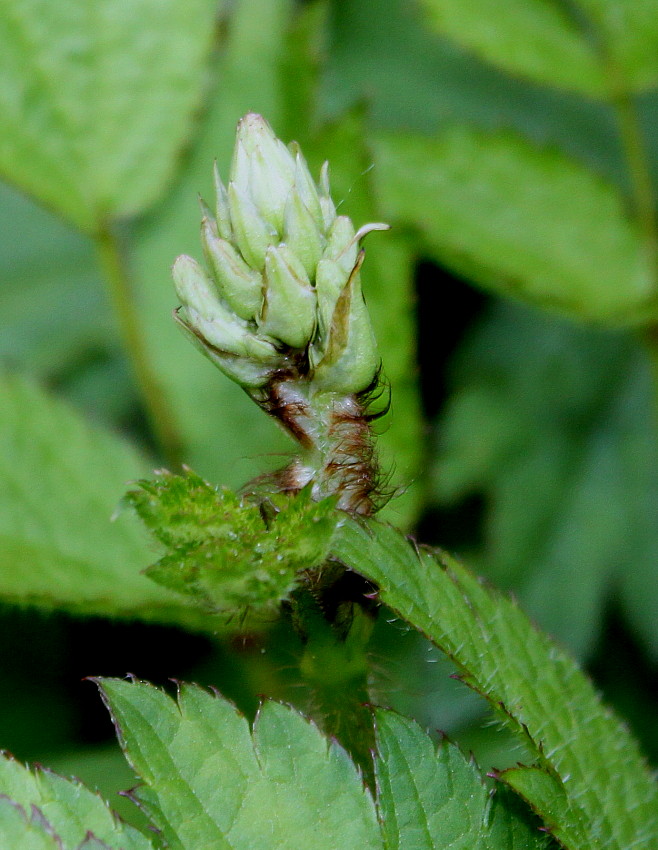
[333,518,658,850]
[126,469,340,614]
[0,751,152,849]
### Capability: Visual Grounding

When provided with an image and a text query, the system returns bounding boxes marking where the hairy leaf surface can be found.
[334,519,658,849]
[0,798,60,850]
[375,710,548,849]
[126,470,339,614]
[98,679,382,850]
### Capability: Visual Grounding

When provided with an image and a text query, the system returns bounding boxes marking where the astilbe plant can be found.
[1,114,657,850]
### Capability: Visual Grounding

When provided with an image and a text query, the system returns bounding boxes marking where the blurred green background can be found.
[1,0,658,825]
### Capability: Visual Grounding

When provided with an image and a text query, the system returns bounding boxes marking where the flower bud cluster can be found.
[173,113,387,395]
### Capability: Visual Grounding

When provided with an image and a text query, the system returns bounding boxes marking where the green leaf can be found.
[333,519,658,849]
[0,752,152,849]
[495,766,587,849]
[321,0,628,192]
[375,710,548,849]
[419,0,658,97]
[0,798,60,850]
[0,184,111,379]
[126,470,339,614]
[0,371,200,626]
[98,678,382,849]
[434,301,658,659]
[0,0,220,232]
[373,128,656,325]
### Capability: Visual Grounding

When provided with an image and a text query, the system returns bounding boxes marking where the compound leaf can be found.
[98,678,382,850]
[333,518,658,849]
[126,469,339,614]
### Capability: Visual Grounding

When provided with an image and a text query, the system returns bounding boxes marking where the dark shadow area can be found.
[588,605,658,769]
[414,259,489,549]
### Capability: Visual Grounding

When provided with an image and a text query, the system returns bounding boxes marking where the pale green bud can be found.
[260,245,316,349]
[228,182,277,270]
[313,257,348,352]
[201,218,263,321]
[291,145,324,229]
[173,255,275,361]
[283,192,324,278]
[318,162,338,229]
[231,114,297,233]
[174,310,275,388]
[172,112,387,396]
[311,252,379,394]
[323,215,358,274]
[213,163,233,240]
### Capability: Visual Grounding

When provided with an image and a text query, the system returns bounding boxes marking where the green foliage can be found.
[374,710,548,849]
[126,470,339,614]
[419,0,658,97]
[333,519,658,849]
[94,679,546,849]
[0,0,220,232]
[1,0,658,845]
[373,129,655,325]
[434,302,658,658]
[418,0,605,97]
[98,678,382,849]
[0,751,151,849]
[0,371,201,625]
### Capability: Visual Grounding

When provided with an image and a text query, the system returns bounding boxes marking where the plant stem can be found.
[262,380,378,515]
[610,87,658,281]
[599,40,658,415]
[95,224,184,468]
[294,587,376,787]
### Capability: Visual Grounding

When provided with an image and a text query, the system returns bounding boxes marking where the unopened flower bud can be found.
[283,192,324,278]
[311,252,379,394]
[201,219,262,321]
[172,112,387,397]
[261,245,316,348]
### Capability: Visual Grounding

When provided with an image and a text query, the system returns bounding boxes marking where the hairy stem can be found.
[95,224,184,467]
[262,379,378,514]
